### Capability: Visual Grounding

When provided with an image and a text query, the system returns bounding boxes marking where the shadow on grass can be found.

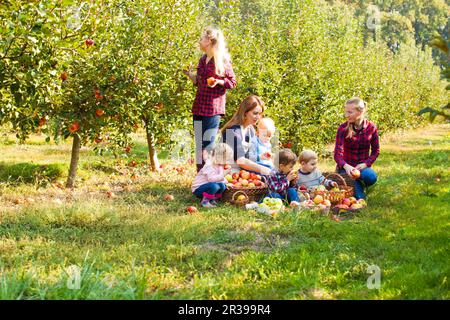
[0,162,65,184]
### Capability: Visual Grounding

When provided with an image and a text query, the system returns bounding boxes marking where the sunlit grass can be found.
[0,124,448,299]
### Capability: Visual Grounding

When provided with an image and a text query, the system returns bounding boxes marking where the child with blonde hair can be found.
[249,117,275,169]
[192,143,234,208]
[296,150,338,189]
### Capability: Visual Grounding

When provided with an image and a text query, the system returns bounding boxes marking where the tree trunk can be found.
[66,134,81,188]
[145,125,159,172]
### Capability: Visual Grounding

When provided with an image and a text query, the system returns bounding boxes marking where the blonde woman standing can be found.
[183,27,237,172]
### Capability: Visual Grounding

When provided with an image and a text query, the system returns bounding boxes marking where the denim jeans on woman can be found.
[193,115,221,172]
[338,167,377,199]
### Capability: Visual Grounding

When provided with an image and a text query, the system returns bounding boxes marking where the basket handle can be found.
[324,172,347,187]
[232,190,249,202]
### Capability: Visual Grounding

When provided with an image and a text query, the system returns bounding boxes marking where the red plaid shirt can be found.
[334,119,380,168]
[192,55,237,117]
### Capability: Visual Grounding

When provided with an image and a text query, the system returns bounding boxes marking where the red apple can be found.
[232,173,240,180]
[187,206,197,214]
[60,71,68,81]
[224,164,231,170]
[85,38,94,46]
[240,170,250,180]
[38,117,47,127]
[129,160,138,167]
[351,169,361,179]
[68,121,80,133]
[207,77,216,86]
[164,194,174,201]
[124,146,131,153]
[342,198,351,206]
[94,136,103,143]
[95,109,105,117]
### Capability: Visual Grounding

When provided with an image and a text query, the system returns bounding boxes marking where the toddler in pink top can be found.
[192,143,233,208]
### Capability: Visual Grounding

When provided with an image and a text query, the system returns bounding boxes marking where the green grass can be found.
[0,125,449,299]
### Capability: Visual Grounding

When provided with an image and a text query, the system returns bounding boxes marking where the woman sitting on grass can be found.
[334,97,380,199]
[220,95,272,176]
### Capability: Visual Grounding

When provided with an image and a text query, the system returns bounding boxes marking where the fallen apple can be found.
[85,38,94,46]
[164,194,174,201]
[187,206,198,214]
[60,71,68,81]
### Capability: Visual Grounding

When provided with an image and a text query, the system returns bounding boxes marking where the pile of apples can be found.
[334,197,366,210]
[225,170,266,188]
[301,194,332,212]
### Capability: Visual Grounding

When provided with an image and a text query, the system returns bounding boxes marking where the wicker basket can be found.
[309,172,354,205]
[223,186,268,205]
[222,176,269,206]
[323,172,354,199]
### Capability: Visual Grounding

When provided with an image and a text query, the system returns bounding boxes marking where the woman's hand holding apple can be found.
[343,164,355,177]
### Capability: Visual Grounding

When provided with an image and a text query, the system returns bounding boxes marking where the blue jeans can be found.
[267,187,300,203]
[193,182,227,198]
[338,168,377,199]
[193,115,221,172]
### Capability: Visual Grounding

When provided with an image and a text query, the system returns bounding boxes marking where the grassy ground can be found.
[0,124,448,299]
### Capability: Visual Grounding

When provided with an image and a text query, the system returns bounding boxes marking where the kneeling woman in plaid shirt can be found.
[334,97,380,200]
[266,149,300,204]
[183,27,237,172]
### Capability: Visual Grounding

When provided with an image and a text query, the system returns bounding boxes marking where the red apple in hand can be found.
[187,206,198,214]
[207,77,216,86]
[351,169,361,179]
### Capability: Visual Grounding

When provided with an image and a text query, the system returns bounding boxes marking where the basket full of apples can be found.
[300,194,332,215]
[332,197,367,215]
[223,170,268,205]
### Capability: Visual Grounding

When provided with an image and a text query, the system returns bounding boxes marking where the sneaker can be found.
[201,199,216,208]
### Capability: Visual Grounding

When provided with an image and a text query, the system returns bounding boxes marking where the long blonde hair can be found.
[221,95,265,133]
[345,97,367,139]
[202,27,230,77]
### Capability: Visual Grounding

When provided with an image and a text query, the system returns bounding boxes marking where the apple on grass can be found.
[164,194,174,201]
[187,206,197,214]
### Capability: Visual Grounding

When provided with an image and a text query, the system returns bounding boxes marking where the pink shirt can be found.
[191,161,227,192]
